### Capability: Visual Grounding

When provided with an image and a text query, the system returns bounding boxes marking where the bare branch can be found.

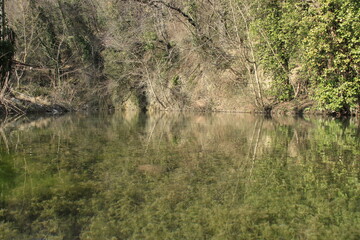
[130,0,197,28]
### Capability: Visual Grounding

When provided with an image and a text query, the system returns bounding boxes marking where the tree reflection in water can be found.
[0,113,359,239]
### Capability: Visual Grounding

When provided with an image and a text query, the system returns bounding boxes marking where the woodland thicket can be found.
[2,0,360,114]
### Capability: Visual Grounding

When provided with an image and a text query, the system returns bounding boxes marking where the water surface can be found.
[0,112,360,239]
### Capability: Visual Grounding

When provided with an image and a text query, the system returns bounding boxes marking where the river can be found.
[0,112,359,239]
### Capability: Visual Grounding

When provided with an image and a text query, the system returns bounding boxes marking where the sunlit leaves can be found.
[304,0,360,113]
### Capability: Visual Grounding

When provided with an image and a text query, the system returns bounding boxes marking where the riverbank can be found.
[0,94,69,116]
[1,91,358,118]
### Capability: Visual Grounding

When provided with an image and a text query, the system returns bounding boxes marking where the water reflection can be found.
[0,112,359,239]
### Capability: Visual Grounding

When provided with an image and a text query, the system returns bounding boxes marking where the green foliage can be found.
[304,0,360,113]
[143,31,158,50]
[5,0,359,113]
[171,75,180,86]
[250,0,359,112]
[251,0,306,101]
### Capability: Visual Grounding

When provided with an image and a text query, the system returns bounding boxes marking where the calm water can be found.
[0,112,359,240]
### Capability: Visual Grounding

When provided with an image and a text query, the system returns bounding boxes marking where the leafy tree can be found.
[251,0,306,102]
[304,0,360,114]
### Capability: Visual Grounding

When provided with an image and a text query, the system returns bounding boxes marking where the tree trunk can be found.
[1,0,5,41]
